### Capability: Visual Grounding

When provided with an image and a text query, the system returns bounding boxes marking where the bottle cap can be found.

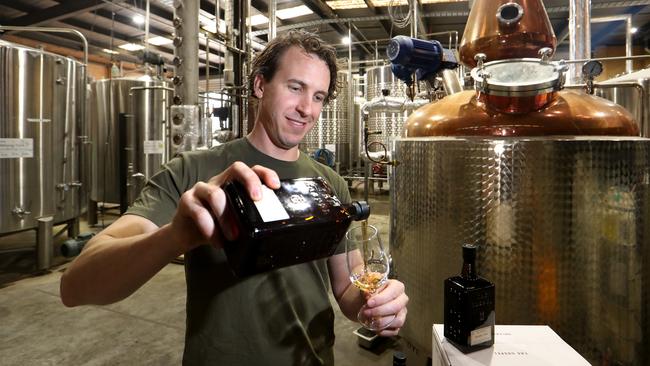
[352,201,371,221]
[393,351,407,365]
[462,243,477,263]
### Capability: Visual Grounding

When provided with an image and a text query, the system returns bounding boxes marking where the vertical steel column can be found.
[569,0,591,83]
[269,0,277,40]
[347,24,354,176]
[174,0,199,105]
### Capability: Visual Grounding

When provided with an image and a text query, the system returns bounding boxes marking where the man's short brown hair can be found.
[248,30,338,103]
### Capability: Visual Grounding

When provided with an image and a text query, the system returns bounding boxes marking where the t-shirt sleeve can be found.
[125,155,186,227]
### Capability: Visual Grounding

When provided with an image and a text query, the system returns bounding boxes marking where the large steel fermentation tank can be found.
[89,77,171,205]
[597,67,650,137]
[0,39,84,235]
[389,0,650,365]
[302,71,350,170]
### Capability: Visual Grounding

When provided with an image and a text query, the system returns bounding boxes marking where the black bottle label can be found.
[253,185,291,222]
[470,325,492,345]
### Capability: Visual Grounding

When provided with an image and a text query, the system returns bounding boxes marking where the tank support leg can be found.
[67,217,80,239]
[36,216,54,272]
[87,199,98,226]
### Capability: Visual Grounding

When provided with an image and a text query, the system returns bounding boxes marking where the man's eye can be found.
[314,95,325,102]
[289,85,300,91]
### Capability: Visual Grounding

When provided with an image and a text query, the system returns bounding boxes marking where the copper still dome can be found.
[405,0,639,137]
[459,0,557,68]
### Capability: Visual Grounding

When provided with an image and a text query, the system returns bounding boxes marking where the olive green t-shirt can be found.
[126,138,351,366]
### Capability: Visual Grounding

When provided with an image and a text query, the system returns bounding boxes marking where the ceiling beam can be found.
[3,0,109,27]
[300,0,373,56]
[362,0,392,37]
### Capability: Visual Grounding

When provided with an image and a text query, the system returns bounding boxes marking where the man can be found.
[61,30,408,365]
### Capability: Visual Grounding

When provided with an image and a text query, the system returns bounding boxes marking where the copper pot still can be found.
[393,0,647,365]
[405,0,639,137]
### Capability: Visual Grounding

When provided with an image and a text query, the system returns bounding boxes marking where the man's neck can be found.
[246,122,300,162]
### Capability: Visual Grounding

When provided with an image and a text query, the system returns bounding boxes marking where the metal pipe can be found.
[36,216,54,271]
[348,24,354,176]
[215,0,221,38]
[0,26,88,66]
[410,0,418,38]
[592,15,633,73]
[129,86,176,95]
[440,69,462,95]
[144,0,150,51]
[269,0,277,40]
[206,35,210,94]
[562,54,650,63]
[569,0,591,84]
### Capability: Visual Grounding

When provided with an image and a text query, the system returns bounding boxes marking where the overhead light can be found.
[631,27,638,34]
[342,36,351,45]
[325,0,367,10]
[276,5,313,19]
[251,14,269,26]
[102,48,119,55]
[118,43,145,51]
[133,14,145,25]
[147,36,173,46]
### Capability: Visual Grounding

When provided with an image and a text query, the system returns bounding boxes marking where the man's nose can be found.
[296,94,312,117]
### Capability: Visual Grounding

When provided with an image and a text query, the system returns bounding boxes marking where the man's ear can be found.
[253,74,265,98]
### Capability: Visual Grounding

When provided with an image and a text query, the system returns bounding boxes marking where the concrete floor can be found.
[0,189,424,365]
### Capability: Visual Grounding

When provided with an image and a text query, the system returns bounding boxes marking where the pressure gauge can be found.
[582,60,603,79]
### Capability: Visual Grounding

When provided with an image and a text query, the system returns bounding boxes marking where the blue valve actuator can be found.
[387,36,458,85]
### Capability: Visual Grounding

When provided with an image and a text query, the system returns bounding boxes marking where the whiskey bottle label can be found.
[253,185,290,222]
[470,325,492,346]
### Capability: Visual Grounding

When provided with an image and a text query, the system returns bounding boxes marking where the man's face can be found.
[254,46,331,150]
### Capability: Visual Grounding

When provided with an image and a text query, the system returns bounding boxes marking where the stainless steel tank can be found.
[364,66,421,155]
[597,68,650,137]
[0,39,84,234]
[390,137,650,365]
[89,77,171,204]
[302,71,350,170]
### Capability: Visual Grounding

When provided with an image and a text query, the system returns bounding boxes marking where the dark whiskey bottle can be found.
[444,244,495,353]
[223,177,370,277]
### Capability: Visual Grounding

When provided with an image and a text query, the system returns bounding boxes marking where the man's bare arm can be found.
[60,215,184,306]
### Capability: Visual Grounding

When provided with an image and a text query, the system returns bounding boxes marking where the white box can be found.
[432,324,590,366]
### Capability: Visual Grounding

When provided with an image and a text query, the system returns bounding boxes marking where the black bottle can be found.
[393,351,406,366]
[223,177,370,277]
[444,244,495,353]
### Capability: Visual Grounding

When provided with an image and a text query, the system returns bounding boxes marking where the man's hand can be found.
[363,279,408,337]
[169,161,280,253]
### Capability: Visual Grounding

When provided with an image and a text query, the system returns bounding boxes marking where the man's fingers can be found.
[251,165,281,189]
[367,279,406,307]
[177,189,217,241]
[364,292,409,318]
[377,307,408,337]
